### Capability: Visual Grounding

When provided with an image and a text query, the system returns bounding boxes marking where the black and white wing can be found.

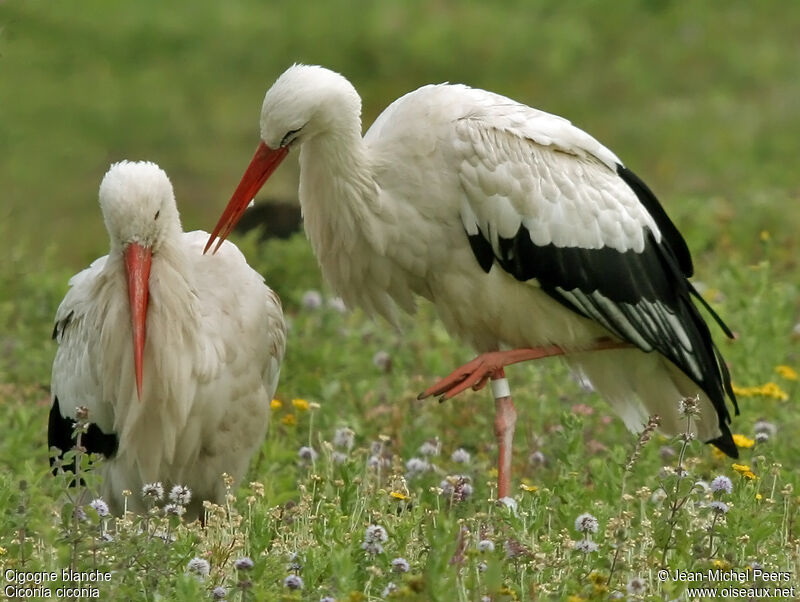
[452,98,737,448]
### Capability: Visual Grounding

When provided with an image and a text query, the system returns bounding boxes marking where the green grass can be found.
[1,1,800,600]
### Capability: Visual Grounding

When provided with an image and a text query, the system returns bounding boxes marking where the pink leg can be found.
[492,369,516,500]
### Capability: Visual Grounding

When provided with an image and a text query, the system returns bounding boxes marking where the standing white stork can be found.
[205,65,738,499]
[49,161,286,517]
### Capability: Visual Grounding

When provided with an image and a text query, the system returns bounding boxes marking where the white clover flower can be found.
[626,576,646,595]
[301,290,322,310]
[364,524,388,543]
[573,539,599,553]
[164,503,185,517]
[709,501,729,514]
[391,557,410,573]
[528,450,546,466]
[186,557,210,578]
[169,484,191,506]
[450,448,471,464]
[498,497,518,513]
[89,498,109,517]
[333,427,355,450]
[710,475,733,495]
[234,557,254,570]
[405,457,430,476]
[477,539,495,553]
[142,482,164,500]
[283,574,304,590]
[382,582,397,597]
[298,446,318,462]
[574,512,599,534]
[418,438,441,456]
[372,350,392,373]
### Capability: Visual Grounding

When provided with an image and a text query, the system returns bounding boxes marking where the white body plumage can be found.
[51,162,286,516]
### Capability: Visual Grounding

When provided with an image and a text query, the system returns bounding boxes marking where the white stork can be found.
[49,161,286,517]
[205,65,738,498]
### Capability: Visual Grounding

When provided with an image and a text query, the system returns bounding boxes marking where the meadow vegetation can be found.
[1,1,799,600]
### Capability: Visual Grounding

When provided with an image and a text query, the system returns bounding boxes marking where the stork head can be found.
[99,161,179,399]
[204,64,361,253]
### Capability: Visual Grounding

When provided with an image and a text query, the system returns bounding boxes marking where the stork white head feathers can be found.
[99,161,180,253]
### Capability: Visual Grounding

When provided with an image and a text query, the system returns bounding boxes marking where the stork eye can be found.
[280,127,303,148]
[154,210,160,220]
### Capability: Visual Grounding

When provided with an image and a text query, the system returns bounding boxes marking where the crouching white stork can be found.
[205,65,738,499]
[49,161,286,517]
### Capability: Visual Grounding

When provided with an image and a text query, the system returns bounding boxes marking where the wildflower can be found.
[283,574,304,590]
[660,445,677,461]
[164,503,185,517]
[709,501,729,514]
[732,463,752,475]
[573,540,599,553]
[328,297,346,312]
[775,365,798,380]
[234,556,254,571]
[389,491,410,501]
[574,513,599,534]
[451,448,471,464]
[626,577,646,595]
[298,446,318,462]
[732,382,789,401]
[288,553,302,572]
[281,414,296,426]
[364,524,389,543]
[755,432,769,444]
[186,557,210,578]
[477,539,495,553]
[477,561,488,573]
[650,489,667,504]
[419,438,441,456]
[89,498,109,517]
[169,484,191,505]
[391,557,410,573]
[270,398,282,410]
[520,483,538,493]
[710,475,733,495]
[332,451,348,464]
[292,398,310,412]
[211,586,227,600]
[754,420,777,436]
[382,582,397,597]
[732,434,755,449]
[368,454,389,469]
[333,426,355,450]
[405,457,430,476]
[529,450,546,466]
[301,290,322,310]
[440,475,473,502]
[142,482,164,501]
[320,597,336,602]
[372,350,392,373]
[498,497,518,513]
[678,396,700,417]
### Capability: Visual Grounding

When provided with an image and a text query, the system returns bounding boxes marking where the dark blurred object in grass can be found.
[234,201,302,240]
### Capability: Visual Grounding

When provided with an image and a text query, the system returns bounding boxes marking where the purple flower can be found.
[283,574,303,590]
[234,557,254,571]
[710,475,733,495]
[574,513,599,534]
[89,498,109,517]
[169,484,191,505]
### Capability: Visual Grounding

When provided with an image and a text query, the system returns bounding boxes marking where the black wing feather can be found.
[48,396,118,476]
[466,165,738,455]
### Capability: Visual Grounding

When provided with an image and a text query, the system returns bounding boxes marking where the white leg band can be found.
[490,377,511,399]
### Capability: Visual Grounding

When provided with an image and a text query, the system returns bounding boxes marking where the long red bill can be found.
[204,141,289,254]
[124,242,152,400]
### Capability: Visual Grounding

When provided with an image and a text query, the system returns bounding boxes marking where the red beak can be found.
[124,242,152,400]
[204,141,289,254]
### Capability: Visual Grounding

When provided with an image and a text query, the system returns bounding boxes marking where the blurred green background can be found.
[2,0,798,270]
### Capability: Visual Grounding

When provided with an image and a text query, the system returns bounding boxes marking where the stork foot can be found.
[417,346,565,402]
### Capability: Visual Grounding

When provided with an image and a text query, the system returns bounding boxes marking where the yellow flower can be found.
[567,596,587,602]
[488,467,498,478]
[292,398,310,411]
[732,382,789,401]
[732,434,755,449]
[775,365,799,381]
[390,491,410,501]
[520,484,539,493]
[760,230,771,242]
[588,572,605,585]
[712,559,731,570]
[281,414,296,426]
[756,493,763,500]
[270,399,282,410]
[744,471,757,480]
[711,447,727,461]
[0,546,6,555]
[732,463,751,474]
